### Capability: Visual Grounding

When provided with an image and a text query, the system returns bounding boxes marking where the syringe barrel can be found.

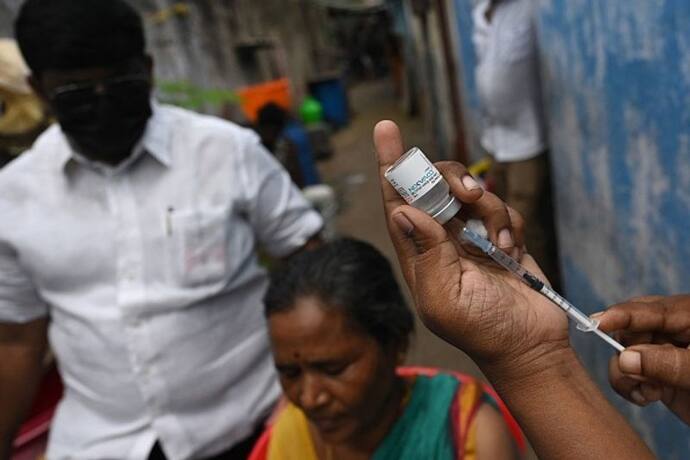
[542,286,599,332]
[566,305,599,332]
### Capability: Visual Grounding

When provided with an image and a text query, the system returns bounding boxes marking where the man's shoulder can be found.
[0,124,64,194]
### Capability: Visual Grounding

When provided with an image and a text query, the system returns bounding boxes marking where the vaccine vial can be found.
[384,147,462,224]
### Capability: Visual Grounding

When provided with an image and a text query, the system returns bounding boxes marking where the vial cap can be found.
[432,196,462,225]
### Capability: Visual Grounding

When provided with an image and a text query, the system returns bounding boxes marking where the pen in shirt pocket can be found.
[166,207,174,236]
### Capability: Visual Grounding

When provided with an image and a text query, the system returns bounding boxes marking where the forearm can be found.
[0,320,47,458]
[482,345,654,460]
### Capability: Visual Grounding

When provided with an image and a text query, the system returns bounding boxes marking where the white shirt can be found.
[0,104,323,459]
[473,0,547,162]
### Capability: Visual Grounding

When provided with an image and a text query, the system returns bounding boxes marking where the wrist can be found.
[479,339,576,393]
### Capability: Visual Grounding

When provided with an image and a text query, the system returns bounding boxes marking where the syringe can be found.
[383,146,623,352]
[461,226,625,352]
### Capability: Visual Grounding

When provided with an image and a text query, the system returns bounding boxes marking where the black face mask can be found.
[50,75,152,165]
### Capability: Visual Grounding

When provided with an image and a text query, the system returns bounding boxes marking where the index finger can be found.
[597,299,690,336]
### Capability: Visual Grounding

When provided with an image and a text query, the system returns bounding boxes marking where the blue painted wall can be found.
[452,0,690,457]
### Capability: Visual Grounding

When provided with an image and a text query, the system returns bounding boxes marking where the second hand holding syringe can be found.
[461,225,624,352]
[384,147,624,353]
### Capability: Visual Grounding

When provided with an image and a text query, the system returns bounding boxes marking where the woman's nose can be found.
[299,374,329,410]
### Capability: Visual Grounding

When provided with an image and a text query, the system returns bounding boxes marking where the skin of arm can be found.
[474,403,519,460]
[373,120,654,460]
[0,317,48,460]
[482,346,651,460]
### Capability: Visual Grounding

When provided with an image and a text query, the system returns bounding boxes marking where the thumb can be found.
[392,205,456,256]
[392,205,466,343]
[619,344,690,391]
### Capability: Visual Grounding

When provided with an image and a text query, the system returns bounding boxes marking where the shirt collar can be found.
[59,100,172,175]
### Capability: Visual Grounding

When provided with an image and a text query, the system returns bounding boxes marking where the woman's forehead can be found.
[270,297,349,338]
[269,297,373,354]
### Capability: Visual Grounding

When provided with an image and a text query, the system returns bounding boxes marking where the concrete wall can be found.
[452,0,690,456]
[0,0,337,118]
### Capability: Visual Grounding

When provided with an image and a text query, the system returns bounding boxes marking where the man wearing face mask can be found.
[0,1,322,459]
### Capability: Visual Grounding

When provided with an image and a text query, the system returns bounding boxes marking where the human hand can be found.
[373,120,569,373]
[596,295,690,425]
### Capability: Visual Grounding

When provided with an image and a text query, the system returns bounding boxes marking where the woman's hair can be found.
[265,238,414,348]
[15,0,146,77]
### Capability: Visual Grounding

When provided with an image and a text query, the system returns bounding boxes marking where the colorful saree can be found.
[250,368,517,460]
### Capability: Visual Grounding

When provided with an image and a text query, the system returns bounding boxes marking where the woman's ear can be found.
[391,338,409,366]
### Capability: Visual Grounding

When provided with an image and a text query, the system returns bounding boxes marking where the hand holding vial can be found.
[373,120,654,460]
[374,120,569,370]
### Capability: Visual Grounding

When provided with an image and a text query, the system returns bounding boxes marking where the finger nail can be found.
[498,228,514,249]
[510,247,521,260]
[620,350,642,375]
[590,312,604,320]
[392,213,414,236]
[461,175,481,191]
[630,389,647,405]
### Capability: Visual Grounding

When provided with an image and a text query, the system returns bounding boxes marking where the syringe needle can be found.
[593,328,625,352]
[461,227,624,352]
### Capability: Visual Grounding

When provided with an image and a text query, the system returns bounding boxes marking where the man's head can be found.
[15,0,153,166]
[256,102,289,151]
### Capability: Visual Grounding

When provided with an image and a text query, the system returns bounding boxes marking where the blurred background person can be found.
[255,238,522,460]
[0,38,48,168]
[256,102,342,241]
[472,0,560,289]
[256,102,321,189]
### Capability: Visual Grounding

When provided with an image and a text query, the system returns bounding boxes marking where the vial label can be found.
[386,148,442,203]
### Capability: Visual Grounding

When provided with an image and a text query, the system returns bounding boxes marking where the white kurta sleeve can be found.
[239,132,323,258]
[0,240,49,323]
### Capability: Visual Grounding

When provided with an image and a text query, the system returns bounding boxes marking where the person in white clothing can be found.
[473,0,560,288]
[0,1,322,459]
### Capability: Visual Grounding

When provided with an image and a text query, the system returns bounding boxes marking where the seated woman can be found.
[254,238,522,460]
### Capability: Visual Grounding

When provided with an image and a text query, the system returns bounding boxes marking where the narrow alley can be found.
[319,79,483,377]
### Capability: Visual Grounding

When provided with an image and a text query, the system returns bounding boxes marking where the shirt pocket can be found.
[167,205,229,286]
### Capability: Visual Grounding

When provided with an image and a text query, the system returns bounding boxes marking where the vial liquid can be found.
[384,147,462,224]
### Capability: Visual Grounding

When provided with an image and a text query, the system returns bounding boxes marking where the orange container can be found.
[237,78,292,123]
